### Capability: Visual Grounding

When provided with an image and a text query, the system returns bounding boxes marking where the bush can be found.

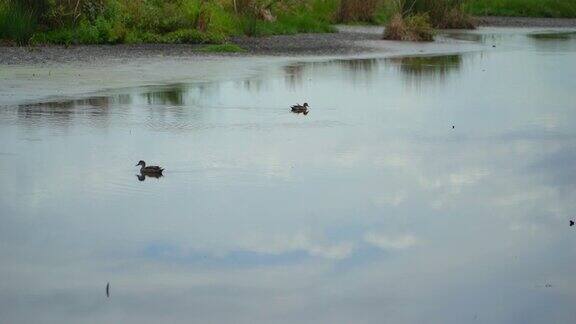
[383,13,434,41]
[390,0,475,29]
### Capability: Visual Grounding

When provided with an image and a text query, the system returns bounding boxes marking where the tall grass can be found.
[383,0,474,42]
[239,0,336,36]
[5,0,572,45]
[392,0,475,28]
[338,0,379,23]
[0,0,38,44]
[1,0,339,45]
[465,0,576,18]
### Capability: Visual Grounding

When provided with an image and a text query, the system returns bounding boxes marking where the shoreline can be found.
[1,17,575,106]
[0,16,575,66]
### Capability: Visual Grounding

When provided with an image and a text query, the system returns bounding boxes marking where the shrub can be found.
[383,12,434,41]
[390,0,475,29]
[404,13,434,41]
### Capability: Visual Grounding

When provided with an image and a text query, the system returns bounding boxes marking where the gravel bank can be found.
[0,16,574,66]
[0,31,377,65]
[478,16,576,28]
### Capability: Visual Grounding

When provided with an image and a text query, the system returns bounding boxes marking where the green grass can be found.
[465,0,576,18]
[199,43,246,52]
[0,1,37,45]
[2,0,337,45]
[5,0,575,45]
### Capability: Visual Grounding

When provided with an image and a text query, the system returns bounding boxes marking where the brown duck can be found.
[136,160,164,175]
[291,103,309,115]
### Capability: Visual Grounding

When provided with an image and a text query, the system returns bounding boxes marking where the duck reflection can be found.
[136,173,163,182]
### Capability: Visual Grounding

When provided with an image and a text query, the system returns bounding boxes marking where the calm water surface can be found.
[1,29,576,323]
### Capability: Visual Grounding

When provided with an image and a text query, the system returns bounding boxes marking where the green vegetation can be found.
[0,1,37,44]
[383,13,435,41]
[383,0,473,42]
[199,43,246,52]
[1,0,575,45]
[466,0,576,18]
[0,0,338,45]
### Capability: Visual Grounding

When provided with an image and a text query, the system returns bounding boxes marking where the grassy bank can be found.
[1,0,575,46]
[466,0,576,18]
[0,0,337,45]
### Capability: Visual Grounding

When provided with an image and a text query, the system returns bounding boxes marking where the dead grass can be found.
[383,13,434,41]
[338,0,380,23]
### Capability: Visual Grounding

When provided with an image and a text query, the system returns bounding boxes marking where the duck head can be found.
[136,160,146,167]
[303,103,309,108]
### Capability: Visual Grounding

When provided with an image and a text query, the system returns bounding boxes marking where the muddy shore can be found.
[0,16,575,65]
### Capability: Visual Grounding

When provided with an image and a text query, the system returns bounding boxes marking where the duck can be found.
[291,103,309,115]
[136,160,164,175]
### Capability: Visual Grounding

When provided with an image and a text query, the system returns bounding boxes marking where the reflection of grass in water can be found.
[14,96,112,126]
[337,58,379,74]
[144,85,187,106]
[279,58,380,88]
[528,31,576,40]
[392,55,462,77]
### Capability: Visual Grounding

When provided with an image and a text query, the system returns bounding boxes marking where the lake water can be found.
[1,29,576,323]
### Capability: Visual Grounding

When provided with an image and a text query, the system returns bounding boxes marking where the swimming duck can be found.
[291,103,309,115]
[136,160,164,175]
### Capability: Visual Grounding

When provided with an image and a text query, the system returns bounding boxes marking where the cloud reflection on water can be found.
[1,29,576,324]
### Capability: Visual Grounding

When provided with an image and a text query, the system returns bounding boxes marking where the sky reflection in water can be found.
[1,29,576,323]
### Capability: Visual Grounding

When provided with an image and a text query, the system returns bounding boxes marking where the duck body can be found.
[136,160,164,175]
[291,103,309,115]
